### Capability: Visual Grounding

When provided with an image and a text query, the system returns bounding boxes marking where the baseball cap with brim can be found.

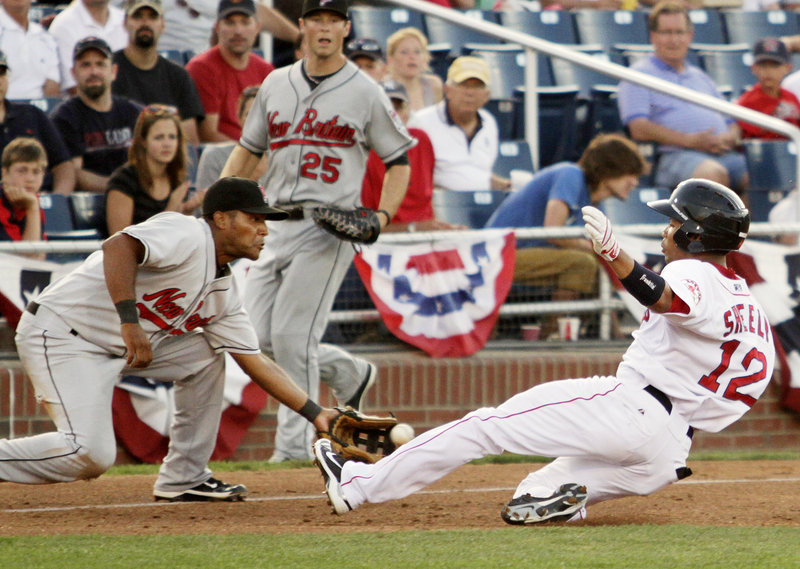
[447,56,491,86]
[124,0,163,17]
[381,79,409,103]
[346,38,383,61]
[753,37,790,65]
[203,177,288,220]
[301,0,349,19]
[217,0,256,20]
[73,37,112,60]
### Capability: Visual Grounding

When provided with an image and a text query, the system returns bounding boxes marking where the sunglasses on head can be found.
[142,104,178,116]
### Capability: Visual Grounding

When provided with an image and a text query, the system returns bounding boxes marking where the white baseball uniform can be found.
[333,259,775,512]
[0,213,260,492]
[239,59,414,460]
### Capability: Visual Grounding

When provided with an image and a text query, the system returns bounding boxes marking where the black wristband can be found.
[298,398,323,422]
[115,300,139,324]
[377,209,391,225]
[620,261,665,307]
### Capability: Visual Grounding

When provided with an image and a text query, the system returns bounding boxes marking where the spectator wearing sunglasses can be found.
[104,104,194,236]
[51,37,142,192]
[345,38,386,82]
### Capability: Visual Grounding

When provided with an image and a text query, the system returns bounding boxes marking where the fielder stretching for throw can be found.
[315,179,775,523]
[0,177,339,501]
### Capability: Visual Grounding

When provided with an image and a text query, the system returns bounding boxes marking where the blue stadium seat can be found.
[720,10,799,47]
[182,50,196,65]
[349,7,425,42]
[498,10,579,44]
[744,139,797,221]
[688,9,727,45]
[424,10,500,57]
[69,192,105,232]
[494,140,535,179]
[39,193,100,240]
[158,50,185,65]
[464,45,553,98]
[14,97,63,113]
[428,43,451,81]
[537,86,581,167]
[485,99,518,142]
[573,10,649,51]
[600,186,671,225]
[581,85,625,148]
[696,48,755,97]
[432,189,509,228]
[550,46,617,98]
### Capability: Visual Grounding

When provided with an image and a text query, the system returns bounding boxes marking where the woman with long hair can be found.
[385,27,443,112]
[104,104,197,236]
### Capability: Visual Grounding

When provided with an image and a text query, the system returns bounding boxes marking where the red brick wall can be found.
[2,348,799,463]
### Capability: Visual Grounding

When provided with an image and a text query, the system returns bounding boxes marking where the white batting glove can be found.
[582,206,620,262]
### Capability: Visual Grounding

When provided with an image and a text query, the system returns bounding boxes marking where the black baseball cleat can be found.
[153,477,248,502]
[501,483,588,525]
[313,438,352,515]
[345,361,377,411]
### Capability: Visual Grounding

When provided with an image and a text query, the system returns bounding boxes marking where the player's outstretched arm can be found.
[231,351,335,430]
[582,206,674,312]
[103,233,154,367]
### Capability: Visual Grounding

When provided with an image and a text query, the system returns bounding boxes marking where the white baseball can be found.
[389,423,415,446]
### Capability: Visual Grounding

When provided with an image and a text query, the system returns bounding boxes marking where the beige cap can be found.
[447,56,490,86]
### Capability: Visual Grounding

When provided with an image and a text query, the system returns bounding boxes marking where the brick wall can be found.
[2,347,799,463]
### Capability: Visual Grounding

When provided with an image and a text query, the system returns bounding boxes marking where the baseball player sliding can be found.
[0,177,340,501]
[315,179,775,523]
[220,0,413,461]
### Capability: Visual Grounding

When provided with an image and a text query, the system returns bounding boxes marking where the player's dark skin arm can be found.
[102,233,153,368]
[231,352,338,432]
[376,164,410,229]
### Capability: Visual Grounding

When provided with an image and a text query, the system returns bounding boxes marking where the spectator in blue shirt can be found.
[617,1,748,195]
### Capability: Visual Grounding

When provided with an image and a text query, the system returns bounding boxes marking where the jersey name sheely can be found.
[268,108,356,148]
[723,302,771,342]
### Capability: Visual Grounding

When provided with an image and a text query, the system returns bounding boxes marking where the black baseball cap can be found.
[753,37,790,65]
[73,36,112,60]
[301,0,348,19]
[346,38,383,61]
[203,177,288,220]
[217,0,256,20]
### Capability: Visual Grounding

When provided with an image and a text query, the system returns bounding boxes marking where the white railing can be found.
[379,1,800,189]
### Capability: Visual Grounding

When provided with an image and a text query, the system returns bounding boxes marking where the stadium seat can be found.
[494,140,535,179]
[428,43,451,81]
[485,99,518,141]
[537,86,581,167]
[14,97,63,113]
[158,50,185,65]
[720,10,799,47]
[40,193,100,240]
[611,43,653,67]
[432,189,509,228]
[696,48,755,97]
[69,192,105,232]
[498,10,579,45]
[581,85,625,148]
[349,7,425,42]
[600,186,671,225]
[464,45,553,98]
[424,10,500,56]
[573,10,649,51]
[182,50,196,65]
[744,139,797,221]
[550,46,617,98]
[688,9,727,45]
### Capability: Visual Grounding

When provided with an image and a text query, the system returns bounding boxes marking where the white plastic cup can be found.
[557,317,581,341]
[510,169,535,192]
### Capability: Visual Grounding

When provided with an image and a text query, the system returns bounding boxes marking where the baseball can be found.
[390,423,415,446]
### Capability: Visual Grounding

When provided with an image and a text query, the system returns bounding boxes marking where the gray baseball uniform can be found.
[0,213,259,491]
[240,59,414,460]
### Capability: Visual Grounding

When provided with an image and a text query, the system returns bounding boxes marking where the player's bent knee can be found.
[74,442,117,480]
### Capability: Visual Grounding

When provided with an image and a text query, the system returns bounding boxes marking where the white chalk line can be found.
[3,476,800,515]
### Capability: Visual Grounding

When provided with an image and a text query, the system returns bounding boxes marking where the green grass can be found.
[105,449,800,476]
[2,527,799,569]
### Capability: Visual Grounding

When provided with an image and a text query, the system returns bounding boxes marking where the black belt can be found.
[26,301,78,336]
[643,384,694,439]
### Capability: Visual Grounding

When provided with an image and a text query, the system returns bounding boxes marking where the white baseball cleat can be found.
[313,438,353,515]
[501,483,588,525]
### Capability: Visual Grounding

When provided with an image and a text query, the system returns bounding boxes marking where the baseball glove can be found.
[318,407,398,463]
[311,206,381,244]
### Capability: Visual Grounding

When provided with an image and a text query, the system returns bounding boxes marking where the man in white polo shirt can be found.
[408,55,510,192]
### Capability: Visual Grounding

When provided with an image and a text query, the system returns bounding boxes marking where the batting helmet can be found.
[647,178,750,253]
